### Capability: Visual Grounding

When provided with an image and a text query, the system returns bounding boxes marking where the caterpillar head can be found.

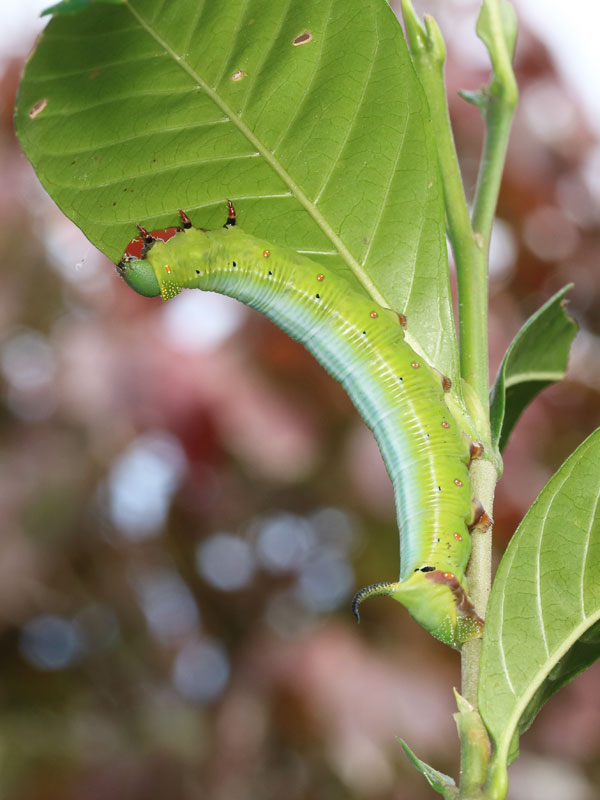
[117,256,161,297]
[117,211,193,297]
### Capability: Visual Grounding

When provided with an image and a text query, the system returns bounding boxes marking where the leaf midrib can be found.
[504,370,564,388]
[126,2,391,308]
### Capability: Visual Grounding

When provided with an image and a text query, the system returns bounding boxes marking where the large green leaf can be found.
[480,429,600,796]
[489,285,577,451]
[42,0,123,17]
[15,0,458,379]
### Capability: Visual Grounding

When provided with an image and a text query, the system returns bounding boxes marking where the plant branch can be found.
[460,1,517,717]
[471,0,519,251]
[462,458,497,708]
[402,6,517,797]
[401,1,489,410]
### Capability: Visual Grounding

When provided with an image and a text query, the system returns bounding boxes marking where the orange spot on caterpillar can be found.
[316,273,325,281]
[441,420,451,429]
[397,313,407,329]
[454,533,463,541]
[444,572,454,580]
[165,265,172,274]
[454,478,463,486]
[411,362,420,369]
[263,250,270,258]
[369,311,378,319]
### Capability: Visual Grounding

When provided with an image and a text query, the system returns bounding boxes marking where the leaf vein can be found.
[504,371,565,387]
[51,152,262,191]
[581,482,600,617]
[497,540,518,696]
[24,53,170,84]
[181,0,207,54]
[39,118,230,157]
[210,0,252,90]
[313,3,376,205]
[238,0,294,118]
[359,29,408,271]
[270,0,333,156]
[35,87,200,119]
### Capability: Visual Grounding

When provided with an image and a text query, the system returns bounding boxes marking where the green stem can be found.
[471,0,518,249]
[471,103,514,254]
[454,691,491,798]
[401,2,489,410]
[402,6,517,797]
[461,459,496,708]
[460,2,516,725]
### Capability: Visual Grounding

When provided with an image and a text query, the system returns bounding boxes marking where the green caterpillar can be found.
[117,202,485,648]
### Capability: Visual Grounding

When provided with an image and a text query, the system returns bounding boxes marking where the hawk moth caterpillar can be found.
[117,202,484,648]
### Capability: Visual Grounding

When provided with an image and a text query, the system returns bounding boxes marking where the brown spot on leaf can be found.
[293,31,312,46]
[29,98,48,119]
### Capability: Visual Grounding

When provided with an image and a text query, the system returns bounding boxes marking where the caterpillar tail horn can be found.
[352,572,483,649]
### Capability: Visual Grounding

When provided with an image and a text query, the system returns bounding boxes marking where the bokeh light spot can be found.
[107,432,186,540]
[523,206,579,262]
[255,512,313,573]
[196,533,254,591]
[309,507,357,552]
[133,568,199,643]
[489,218,517,283]
[172,639,229,702]
[161,291,245,351]
[20,615,81,670]
[296,549,354,612]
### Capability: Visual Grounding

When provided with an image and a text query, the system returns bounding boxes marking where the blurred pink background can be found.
[2,2,600,798]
